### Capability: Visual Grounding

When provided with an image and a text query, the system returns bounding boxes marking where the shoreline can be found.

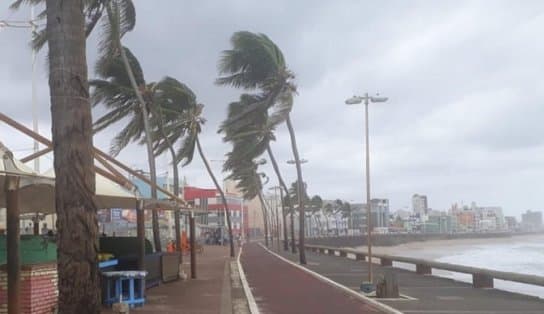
[364,233,544,259]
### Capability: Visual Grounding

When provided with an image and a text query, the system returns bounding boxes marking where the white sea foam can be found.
[364,234,544,298]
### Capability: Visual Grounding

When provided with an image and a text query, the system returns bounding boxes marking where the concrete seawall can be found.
[305,232,518,247]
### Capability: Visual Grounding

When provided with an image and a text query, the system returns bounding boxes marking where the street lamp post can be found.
[345,93,388,288]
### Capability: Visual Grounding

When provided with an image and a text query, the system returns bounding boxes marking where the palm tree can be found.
[310,195,324,237]
[219,94,293,251]
[90,46,166,250]
[14,0,165,251]
[10,0,136,52]
[225,160,271,247]
[149,77,196,252]
[45,0,100,312]
[160,103,236,258]
[217,31,307,263]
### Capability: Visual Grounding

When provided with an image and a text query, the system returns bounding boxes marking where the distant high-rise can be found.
[412,194,428,215]
[521,210,543,231]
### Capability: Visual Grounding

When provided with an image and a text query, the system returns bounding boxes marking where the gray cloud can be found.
[2,1,544,218]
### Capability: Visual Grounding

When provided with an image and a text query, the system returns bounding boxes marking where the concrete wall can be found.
[305,232,514,247]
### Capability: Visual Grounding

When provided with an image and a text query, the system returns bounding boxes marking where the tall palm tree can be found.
[11,0,135,52]
[90,46,166,250]
[217,31,307,263]
[149,77,196,252]
[219,94,294,250]
[225,160,270,247]
[45,0,100,312]
[160,104,236,258]
[12,0,166,252]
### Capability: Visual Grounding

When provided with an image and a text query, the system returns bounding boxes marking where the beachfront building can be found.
[521,210,543,231]
[183,185,248,238]
[412,194,428,216]
[504,216,518,231]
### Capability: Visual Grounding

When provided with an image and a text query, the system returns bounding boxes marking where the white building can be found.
[412,194,428,216]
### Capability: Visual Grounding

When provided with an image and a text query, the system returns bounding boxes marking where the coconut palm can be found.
[10,0,135,52]
[219,93,294,251]
[226,159,271,247]
[309,195,324,236]
[90,46,168,250]
[44,0,100,312]
[158,103,236,257]
[217,31,307,263]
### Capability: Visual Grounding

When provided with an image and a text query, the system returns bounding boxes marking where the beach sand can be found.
[353,233,544,259]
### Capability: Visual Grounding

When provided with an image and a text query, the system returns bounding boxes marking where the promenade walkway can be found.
[240,242,385,314]
[276,246,544,314]
[103,245,238,314]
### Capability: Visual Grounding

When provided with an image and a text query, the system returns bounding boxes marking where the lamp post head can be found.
[345,96,363,105]
[370,96,388,103]
[287,159,308,165]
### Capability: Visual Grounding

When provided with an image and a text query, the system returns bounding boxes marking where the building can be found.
[183,185,248,238]
[455,210,475,233]
[412,194,428,216]
[521,210,543,231]
[478,207,505,231]
[504,216,518,231]
[370,198,389,229]
[349,199,389,233]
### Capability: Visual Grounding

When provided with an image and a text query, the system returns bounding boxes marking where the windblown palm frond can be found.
[216,31,285,89]
[11,0,135,51]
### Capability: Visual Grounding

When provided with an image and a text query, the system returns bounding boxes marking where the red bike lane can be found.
[240,243,384,314]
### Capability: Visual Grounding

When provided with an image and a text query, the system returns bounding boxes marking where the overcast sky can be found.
[2,1,544,217]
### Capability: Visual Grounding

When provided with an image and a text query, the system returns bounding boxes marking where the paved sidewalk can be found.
[240,242,385,314]
[276,247,544,314]
[103,245,234,314]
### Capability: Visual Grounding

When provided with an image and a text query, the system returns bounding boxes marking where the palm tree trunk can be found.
[257,192,270,247]
[107,4,161,252]
[290,204,296,253]
[285,115,306,264]
[46,0,100,312]
[155,108,182,258]
[195,135,235,257]
[266,146,290,251]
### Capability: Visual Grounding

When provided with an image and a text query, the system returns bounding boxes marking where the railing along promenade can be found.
[304,244,544,289]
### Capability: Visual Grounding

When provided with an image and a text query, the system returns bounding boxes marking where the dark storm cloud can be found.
[2,1,544,217]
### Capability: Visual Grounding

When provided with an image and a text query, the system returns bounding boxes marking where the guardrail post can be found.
[380,258,393,267]
[473,273,494,288]
[416,264,432,275]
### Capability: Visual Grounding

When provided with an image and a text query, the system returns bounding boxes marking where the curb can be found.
[237,245,260,314]
[258,243,402,314]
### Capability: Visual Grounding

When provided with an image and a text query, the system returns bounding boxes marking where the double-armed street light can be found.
[345,93,388,289]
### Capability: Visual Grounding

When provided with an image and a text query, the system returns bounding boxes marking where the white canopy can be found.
[0,143,55,213]
[1,142,184,214]
[43,169,138,211]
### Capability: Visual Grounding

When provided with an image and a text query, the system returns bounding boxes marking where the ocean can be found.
[433,235,544,298]
[369,234,544,299]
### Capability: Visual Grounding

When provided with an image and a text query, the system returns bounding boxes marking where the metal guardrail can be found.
[304,244,544,289]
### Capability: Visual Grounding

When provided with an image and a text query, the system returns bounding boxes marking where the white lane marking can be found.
[237,245,260,314]
[258,243,403,314]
